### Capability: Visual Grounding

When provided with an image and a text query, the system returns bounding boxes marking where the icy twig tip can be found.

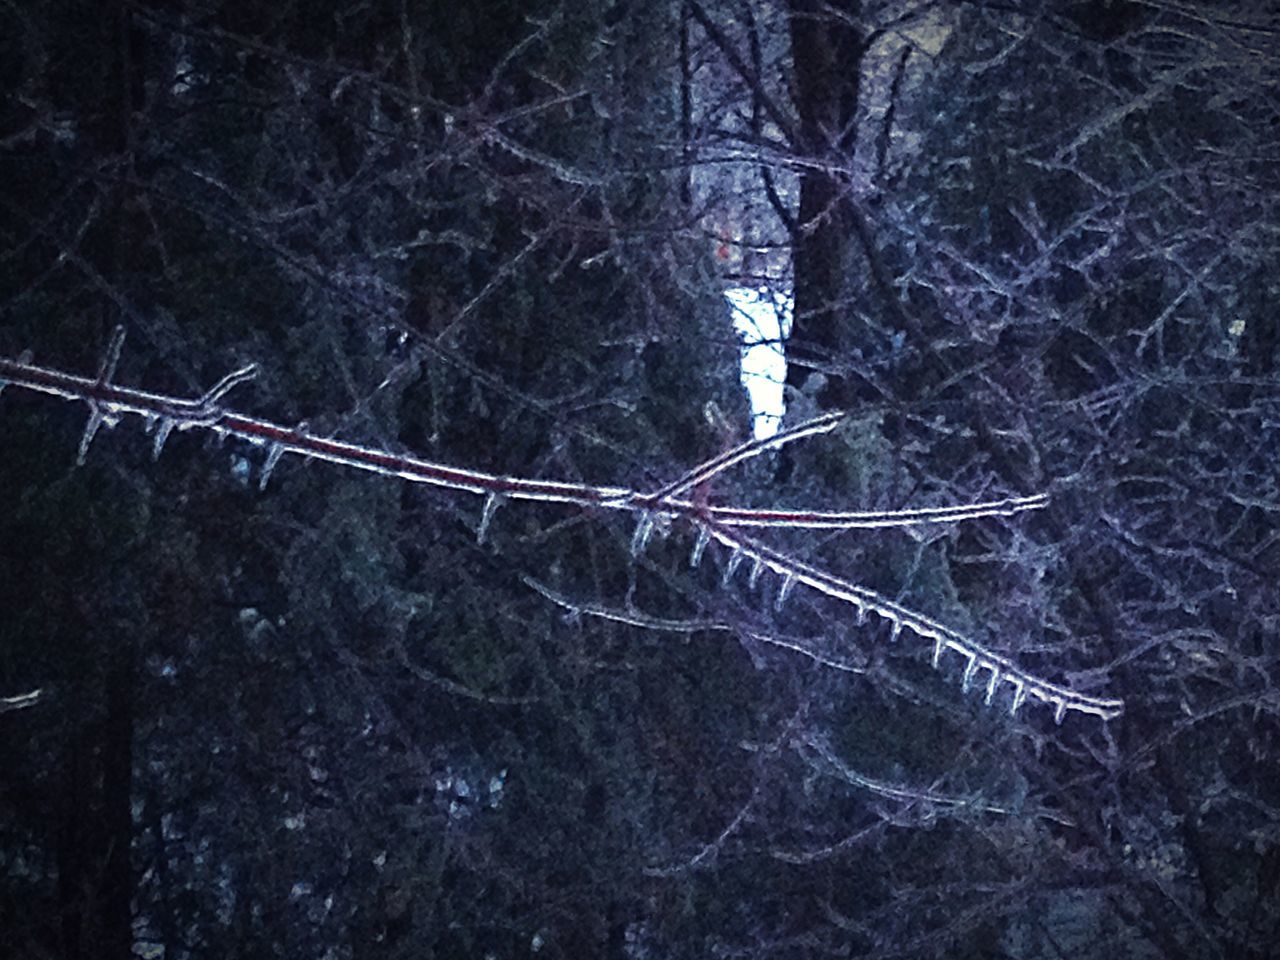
[202,363,259,408]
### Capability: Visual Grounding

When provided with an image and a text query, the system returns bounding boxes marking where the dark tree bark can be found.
[784,0,863,405]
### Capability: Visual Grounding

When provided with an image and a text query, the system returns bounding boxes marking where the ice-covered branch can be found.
[0,689,43,714]
[637,409,848,502]
[522,576,869,675]
[700,493,1049,530]
[699,520,1125,724]
[0,351,1048,529]
[0,344,1119,723]
[798,734,1075,826]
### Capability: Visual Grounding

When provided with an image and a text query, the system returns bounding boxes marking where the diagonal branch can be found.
[0,345,1121,723]
[684,0,799,147]
[637,409,848,502]
[700,520,1125,724]
[522,576,868,675]
[798,733,1076,826]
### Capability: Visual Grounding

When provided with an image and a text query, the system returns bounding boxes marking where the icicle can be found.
[152,418,175,460]
[477,493,504,546]
[630,511,655,556]
[931,636,945,670]
[774,573,795,610]
[721,548,743,586]
[1053,699,1068,726]
[961,655,978,693]
[291,423,312,468]
[259,443,285,490]
[77,406,105,465]
[889,619,902,643]
[748,556,765,589]
[855,602,867,626]
[984,669,1001,706]
[689,526,711,568]
[1009,683,1027,717]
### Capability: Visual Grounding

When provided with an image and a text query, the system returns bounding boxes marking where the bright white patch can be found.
[725,287,792,439]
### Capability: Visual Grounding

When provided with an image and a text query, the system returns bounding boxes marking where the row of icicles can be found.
[0,329,1123,723]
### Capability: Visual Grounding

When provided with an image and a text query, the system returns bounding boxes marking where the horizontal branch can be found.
[0,353,1048,530]
[799,733,1075,827]
[0,345,1119,723]
[522,576,868,675]
[0,689,43,714]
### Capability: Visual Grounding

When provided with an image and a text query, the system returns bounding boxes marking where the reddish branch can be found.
[0,339,1123,723]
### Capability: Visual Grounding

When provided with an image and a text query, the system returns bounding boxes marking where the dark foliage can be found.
[1,1,1277,958]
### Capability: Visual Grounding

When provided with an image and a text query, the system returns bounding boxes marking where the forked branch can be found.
[0,342,1122,724]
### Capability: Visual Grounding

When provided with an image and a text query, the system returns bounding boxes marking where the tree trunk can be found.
[784,0,864,407]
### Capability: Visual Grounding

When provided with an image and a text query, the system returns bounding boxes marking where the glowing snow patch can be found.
[725,287,791,439]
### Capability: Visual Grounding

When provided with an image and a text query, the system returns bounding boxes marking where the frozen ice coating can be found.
[0,344,1122,724]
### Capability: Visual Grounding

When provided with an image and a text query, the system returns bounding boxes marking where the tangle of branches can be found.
[0,329,1124,724]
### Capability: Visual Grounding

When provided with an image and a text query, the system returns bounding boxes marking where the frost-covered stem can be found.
[0,353,634,503]
[522,576,868,675]
[0,689,43,714]
[0,354,1048,529]
[702,493,1049,529]
[640,409,848,501]
[701,521,1125,723]
[800,734,1076,826]
[0,349,1121,723]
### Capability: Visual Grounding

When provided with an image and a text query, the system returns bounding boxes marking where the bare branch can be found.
[703,521,1126,723]
[0,348,1118,722]
[0,689,43,714]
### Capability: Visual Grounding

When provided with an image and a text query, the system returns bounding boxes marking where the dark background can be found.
[1,1,1277,957]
